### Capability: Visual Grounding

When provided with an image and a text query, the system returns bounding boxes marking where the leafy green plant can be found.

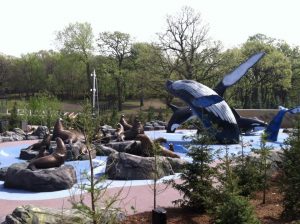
[9,101,20,130]
[70,101,123,224]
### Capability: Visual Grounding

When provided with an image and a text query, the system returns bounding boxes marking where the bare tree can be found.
[158,6,222,80]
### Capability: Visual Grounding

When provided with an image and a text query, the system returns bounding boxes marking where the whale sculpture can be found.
[166,52,266,133]
[166,79,240,144]
[265,106,300,141]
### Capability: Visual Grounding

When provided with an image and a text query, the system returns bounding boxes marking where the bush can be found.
[167,131,218,212]
[215,194,260,224]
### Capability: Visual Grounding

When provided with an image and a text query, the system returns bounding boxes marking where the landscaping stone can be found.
[32,126,49,139]
[5,204,125,224]
[0,166,8,181]
[19,149,39,160]
[94,144,118,156]
[105,152,174,180]
[4,163,77,192]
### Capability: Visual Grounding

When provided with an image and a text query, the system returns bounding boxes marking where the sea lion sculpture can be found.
[115,123,125,142]
[136,134,180,158]
[120,114,133,131]
[52,118,79,144]
[124,117,144,140]
[27,137,67,170]
[25,134,51,151]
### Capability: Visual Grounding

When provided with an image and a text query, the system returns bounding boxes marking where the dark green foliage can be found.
[215,194,260,224]
[281,123,300,219]
[109,108,119,127]
[215,145,260,224]
[147,106,155,121]
[168,131,218,212]
[9,102,19,129]
[233,155,264,197]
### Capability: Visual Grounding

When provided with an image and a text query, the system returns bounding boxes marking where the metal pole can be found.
[90,70,96,114]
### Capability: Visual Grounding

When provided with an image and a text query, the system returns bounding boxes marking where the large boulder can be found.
[0,166,8,181]
[32,126,49,139]
[19,149,39,160]
[0,131,24,142]
[105,140,144,155]
[105,152,174,180]
[5,204,125,224]
[165,157,188,173]
[4,163,77,192]
[94,144,118,156]
[48,141,96,161]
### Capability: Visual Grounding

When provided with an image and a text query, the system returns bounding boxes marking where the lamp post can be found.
[90,70,96,115]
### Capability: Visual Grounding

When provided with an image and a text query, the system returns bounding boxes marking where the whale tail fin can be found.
[167,103,179,112]
[288,105,300,114]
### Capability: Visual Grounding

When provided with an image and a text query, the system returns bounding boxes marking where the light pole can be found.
[90,70,96,115]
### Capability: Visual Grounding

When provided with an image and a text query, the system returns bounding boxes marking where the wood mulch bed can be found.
[122,186,300,224]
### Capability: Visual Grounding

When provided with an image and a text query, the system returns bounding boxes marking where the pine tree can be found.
[281,121,300,219]
[168,130,218,212]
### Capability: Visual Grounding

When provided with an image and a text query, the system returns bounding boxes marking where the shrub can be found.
[215,194,260,224]
[167,131,218,212]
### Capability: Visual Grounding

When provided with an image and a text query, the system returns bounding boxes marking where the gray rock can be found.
[19,149,39,160]
[154,126,166,130]
[105,152,174,180]
[32,126,49,139]
[165,157,188,172]
[5,204,125,224]
[1,131,24,141]
[26,135,40,140]
[13,128,26,136]
[106,141,136,152]
[4,163,77,192]
[0,166,8,181]
[94,144,117,156]
[144,125,154,131]
[48,141,96,161]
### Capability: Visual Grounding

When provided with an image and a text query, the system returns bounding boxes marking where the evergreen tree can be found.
[281,121,300,219]
[215,144,260,224]
[168,130,218,212]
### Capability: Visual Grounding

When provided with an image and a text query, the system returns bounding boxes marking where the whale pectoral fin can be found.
[192,95,223,108]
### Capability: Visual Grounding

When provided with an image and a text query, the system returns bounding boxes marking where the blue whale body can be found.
[166,79,240,144]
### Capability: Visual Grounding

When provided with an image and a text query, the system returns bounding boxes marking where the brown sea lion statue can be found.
[120,114,132,131]
[135,134,180,158]
[52,118,83,143]
[124,116,144,140]
[25,133,51,151]
[27,137,67,170]
[115,123,125,142]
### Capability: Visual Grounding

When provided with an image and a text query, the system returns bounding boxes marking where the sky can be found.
[1,0,300,57]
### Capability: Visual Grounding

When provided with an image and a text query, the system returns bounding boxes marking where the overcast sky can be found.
[1,0,300,57]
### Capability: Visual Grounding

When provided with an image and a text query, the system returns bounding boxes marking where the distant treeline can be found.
[0,7,299,110]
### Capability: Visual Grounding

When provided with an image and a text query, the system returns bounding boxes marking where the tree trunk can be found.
[116,77,122,111]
